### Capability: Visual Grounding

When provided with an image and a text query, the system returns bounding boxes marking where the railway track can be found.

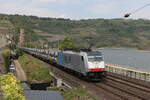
[26,52,150,100]
[94,82,140,100]
[52,67,150,100]
[101,74,150,100]
[108,72,150,88]
[106,75,150,93]
[49,64,150,100]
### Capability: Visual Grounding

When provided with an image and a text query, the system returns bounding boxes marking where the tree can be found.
[59,38,76,50]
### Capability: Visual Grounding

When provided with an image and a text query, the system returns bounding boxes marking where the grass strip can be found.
[18,54,52,83]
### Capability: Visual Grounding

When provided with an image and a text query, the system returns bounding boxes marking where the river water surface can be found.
[98,49,150,71]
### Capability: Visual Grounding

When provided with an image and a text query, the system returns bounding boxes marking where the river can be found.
[98,48,150,71]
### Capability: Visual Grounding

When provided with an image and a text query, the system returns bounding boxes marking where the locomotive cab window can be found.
[81,56,84,61]
[68,56,71,62]
[88,56,103,62]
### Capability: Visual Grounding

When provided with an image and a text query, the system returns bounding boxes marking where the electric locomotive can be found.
[57,50,106,80]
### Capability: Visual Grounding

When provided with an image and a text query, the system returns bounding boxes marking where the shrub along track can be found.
[26,52,150,100]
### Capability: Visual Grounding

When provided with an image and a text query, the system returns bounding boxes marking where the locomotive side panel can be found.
[58,52,86,74]
[70,54,86,74]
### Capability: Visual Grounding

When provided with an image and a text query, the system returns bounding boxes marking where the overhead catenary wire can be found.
[124,2,150,18]
[131,2,150,14]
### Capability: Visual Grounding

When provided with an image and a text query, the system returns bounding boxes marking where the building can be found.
[24,90,64,100]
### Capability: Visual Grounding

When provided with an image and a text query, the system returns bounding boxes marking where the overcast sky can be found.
[0,0,150,19]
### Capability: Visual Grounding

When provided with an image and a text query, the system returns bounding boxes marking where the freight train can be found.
[20,47,106,80]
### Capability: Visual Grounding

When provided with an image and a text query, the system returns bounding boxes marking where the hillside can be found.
[0,14,150,49]
[0,18,14,35]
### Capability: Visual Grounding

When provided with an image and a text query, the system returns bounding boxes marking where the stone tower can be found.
[19,28,25,46]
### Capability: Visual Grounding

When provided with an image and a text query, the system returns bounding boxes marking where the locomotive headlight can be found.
[98,62,104,68]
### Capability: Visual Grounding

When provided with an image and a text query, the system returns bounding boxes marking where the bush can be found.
[0,73,26,100]
[16,49,24,58]
[62,88,96,100]
[2,48,11,72]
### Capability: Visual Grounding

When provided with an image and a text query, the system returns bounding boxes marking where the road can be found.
[14,60,27,82]
[0,34,7,73]
[0,35,7,48]
[0,49,5,99]
[0,49,6,74]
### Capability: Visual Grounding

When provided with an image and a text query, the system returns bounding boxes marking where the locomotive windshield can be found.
[88,56,103,62]
[87,51,103,62]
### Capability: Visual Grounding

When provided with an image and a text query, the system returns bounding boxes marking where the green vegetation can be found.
[62,88,96,100]
[18,54,52,83]
[2,48,11,72]
[16,49,24,58]
[0,73,26,100]
[48,86,63,91]
[0,19,14,34]
[0,14,150,49]
[59,37,77,49]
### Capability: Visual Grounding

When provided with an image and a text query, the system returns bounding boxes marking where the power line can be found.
[131,2,150,14]
[124,2,150,18]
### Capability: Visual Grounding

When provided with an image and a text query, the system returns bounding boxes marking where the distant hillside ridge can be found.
[0,14,150,50]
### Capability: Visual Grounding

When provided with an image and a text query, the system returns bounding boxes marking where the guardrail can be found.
[105,64,150,82]
[49,72,73,90]
[49,71,84,91]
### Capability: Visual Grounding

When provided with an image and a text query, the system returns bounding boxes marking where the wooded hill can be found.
[0,14,150,49]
